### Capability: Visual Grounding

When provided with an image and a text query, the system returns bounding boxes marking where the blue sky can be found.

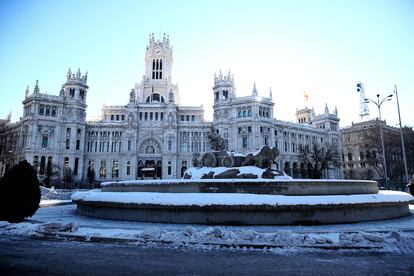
[1,0,413,127]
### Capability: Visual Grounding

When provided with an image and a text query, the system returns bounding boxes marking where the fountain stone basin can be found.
[72,178,414,225]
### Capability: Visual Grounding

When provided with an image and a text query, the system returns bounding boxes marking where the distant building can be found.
[0,34,343,182]
[341,119,405,184]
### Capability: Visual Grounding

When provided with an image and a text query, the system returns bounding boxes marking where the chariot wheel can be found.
[221,156,235,168]
[201,152,217,167]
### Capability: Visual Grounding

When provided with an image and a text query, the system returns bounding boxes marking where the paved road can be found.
[1,236,413,275]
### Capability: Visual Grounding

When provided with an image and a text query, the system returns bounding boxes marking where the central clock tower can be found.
[144,33,173,82]
[136,33,179,104]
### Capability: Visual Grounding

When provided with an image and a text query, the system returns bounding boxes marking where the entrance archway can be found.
[137,138,162,179]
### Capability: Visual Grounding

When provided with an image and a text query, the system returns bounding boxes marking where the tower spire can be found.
[252,83,257,96]
[25,85,29,98]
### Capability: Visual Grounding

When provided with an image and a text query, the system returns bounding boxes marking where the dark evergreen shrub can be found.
[0,160,41,222]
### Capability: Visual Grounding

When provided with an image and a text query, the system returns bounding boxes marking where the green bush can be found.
[0,160,41,222]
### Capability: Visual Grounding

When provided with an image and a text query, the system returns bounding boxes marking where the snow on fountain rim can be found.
[72,190,414,207]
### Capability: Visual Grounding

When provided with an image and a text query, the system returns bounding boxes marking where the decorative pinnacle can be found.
[66,67,88,84]
[34,80,39,94]
[252,83,258,96]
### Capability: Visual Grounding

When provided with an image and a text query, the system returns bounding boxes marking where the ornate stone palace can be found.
[0,34,343,182]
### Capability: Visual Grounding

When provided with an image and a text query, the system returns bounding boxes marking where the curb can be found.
[40,201,74,208]
[32,232,383,251]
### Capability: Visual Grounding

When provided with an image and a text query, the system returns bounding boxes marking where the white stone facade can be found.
[0,34,343,181]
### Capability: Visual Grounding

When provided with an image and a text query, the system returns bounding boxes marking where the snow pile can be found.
[2,204,414,253]
[72,190,414,206]
[64,226,414,253]
[41,186,74,201]
[0,221,78,236]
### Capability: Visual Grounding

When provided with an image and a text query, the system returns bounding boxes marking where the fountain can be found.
[72,131,413,225]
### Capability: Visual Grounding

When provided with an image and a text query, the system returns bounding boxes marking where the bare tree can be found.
[63,167,73,189]
[298,142,341,179]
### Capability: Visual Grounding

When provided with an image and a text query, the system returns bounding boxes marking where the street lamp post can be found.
[394,85,409,183]
[365,94,393,187]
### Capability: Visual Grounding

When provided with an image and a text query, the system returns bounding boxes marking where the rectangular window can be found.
[66,139,70,150]
[181,115,184,121]
[128,140,131,151]
[121,115,125,121]
[41,135,48,148]
[191,115,195,121]
[74,158,79,175]
[39,105,44,115]
[242,137,248,148]
[76,140,80,150]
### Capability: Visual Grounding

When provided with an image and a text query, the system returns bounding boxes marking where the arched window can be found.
[248,110,252,117]
[126,161,131,176]
[238,111,242,118]
[146,94,165,103]
[64,157,69,170]
[100,161,106,178]
[39,156,46,175]
[112,160,119,178]
[168,140,172,151]
[243,111,247,117]
[33,156,39,172]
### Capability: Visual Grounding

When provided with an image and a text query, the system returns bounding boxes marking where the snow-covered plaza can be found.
[1,187,414,254]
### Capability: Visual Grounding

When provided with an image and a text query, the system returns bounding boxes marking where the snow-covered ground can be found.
[0,187,409,253]
[1,203,414,253]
